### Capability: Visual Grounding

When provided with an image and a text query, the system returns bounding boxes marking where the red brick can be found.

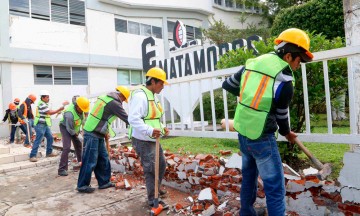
[192,204,204,212]
[232,175,242,183]
[223,212,232,216]
[320,190,342,203]
[219,150,232,156]
[257,190,265,198]
[338,203,360,214]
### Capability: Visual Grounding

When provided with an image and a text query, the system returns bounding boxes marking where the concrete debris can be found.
[108,145,360,216]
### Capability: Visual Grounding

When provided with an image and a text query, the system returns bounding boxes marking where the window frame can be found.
[34,65,88,85]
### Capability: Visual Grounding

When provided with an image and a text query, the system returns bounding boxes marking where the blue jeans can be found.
[77,132,111,189]
[238,133,285,216]
[10,125,28,143]
[30,123,54,158]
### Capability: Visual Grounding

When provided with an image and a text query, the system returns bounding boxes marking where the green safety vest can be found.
[60,104,83,134]
[34,100,52,126]
[128,86,164,139]
[234,53,291,140]
[83,95,117,137]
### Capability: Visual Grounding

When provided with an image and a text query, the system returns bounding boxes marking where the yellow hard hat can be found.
[145,67,168,84]
[274,28,313,61]
[76,96,90,112]
[116,86,130,103]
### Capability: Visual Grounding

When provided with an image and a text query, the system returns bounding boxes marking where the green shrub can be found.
[271,0,344,39]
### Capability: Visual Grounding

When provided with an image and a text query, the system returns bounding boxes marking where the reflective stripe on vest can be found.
[60,104,83,133]
[34,100,51,126]
[128,86,164,139]
[83,95,117,137]
[233,53,290,140]
[18,101,28,125]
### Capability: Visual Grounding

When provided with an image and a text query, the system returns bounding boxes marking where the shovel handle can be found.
[154,137,160,200]
[294,137,324,170]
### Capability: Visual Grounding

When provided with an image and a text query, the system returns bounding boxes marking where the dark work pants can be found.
[132,137,167,205]
[58,124,82,172]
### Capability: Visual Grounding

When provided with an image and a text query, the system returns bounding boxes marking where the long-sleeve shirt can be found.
[86,92,129,138]
[128,88,158,142]
[222,61,294,136]
[2,109,19,124]
[18,98,34,120]
[60,108,83,136]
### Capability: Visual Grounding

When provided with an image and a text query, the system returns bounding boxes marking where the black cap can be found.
[276,43,312,63]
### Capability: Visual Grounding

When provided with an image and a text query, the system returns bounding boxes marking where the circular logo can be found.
[173,20,187,48]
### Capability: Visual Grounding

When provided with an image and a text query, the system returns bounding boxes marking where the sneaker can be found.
[58,170,68,176]
[24,144,32,149]
[149,200,169,209]
[77,186,95,193]
[29,157,38,162]
[46,152,58,157]
[98,182,115,189]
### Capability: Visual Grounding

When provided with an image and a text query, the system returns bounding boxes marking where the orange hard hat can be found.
[274,28,313,61]
[14,98,20,103]
[28,94,37,103]
[9,103,17,111]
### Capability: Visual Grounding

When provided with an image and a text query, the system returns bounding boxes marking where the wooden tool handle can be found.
[154,137,160,199]
[294,137,324,170]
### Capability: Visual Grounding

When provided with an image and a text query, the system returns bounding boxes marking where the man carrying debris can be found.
[77,86,130,193]
[2,103,22,144]
[58,96,90,176]
[29,90,69,162]
[222,28,313,216]
[128,67,170,208]
[18,94,37,148]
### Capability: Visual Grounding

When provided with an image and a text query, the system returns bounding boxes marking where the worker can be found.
[2,103,23,144]
[18,94,37,148]
[58,96,90,176]
[13,98,21,143]
[29,90,69,162]
[77,86,129,193]
[222,28,313,216]
[128,67,170,208]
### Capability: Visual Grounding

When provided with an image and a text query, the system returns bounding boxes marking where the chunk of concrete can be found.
[303,166,318,176]
[202,204,216,216]
[340,186,360,203]
[225,153,242,169]
[339,152,360,188]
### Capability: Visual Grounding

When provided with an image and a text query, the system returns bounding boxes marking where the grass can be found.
[161,114,351,180]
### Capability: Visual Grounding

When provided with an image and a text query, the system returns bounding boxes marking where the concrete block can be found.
[286,191,327,216]
[0,155,15,165]
[35,160,51,167]
[2,163,21,172]
[20,162,37,169]
[14,154,29,162]
[0,147,10,154]
[110,160,125,173]
[286,180,305,193]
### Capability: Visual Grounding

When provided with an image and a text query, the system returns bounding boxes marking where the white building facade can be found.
[0,0,264,119]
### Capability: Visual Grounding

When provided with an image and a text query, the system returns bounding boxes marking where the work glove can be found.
[15,122,21,127]
[23,118,29,124]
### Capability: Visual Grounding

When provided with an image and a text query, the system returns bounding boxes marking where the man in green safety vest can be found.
[128,67,170,208]
[222,28,313,216]
[58,96,90,176]
[77,86,130,193]
[29,90,69,162]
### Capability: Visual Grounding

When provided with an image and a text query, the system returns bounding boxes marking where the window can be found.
[34,65,53,85]
[167,21,175,41]
[225,0,233,7]
[117,69,144,86]
[128,21,140,35]
[54,66,71,85]
[9,0,85,26]
[69,0,85,26]
[31,0,50,21]
[186,25,194,41]
[51,0,68,24]
[72,67,88,85]
[115,18,127,33]
[140,24,151,36]
[9,0,29,17]
[195,27,202,40]
[214,0,222,5]
[34,65,88,85]
[152,26,162,39]
[236,2,244,9]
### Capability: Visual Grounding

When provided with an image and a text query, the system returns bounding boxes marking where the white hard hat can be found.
[39,90,50,96]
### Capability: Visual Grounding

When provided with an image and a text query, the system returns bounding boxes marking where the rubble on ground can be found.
[108,145,360,215]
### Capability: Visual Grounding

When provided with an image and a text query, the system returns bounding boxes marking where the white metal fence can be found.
[92,45,360,144]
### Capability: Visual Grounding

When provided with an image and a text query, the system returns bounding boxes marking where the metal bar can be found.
[222,77,229,132]
[209,78,217,131]
[301,63,311,134]
[347,57,357,134]
[199,80,205,132]
[322,60,333,134]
